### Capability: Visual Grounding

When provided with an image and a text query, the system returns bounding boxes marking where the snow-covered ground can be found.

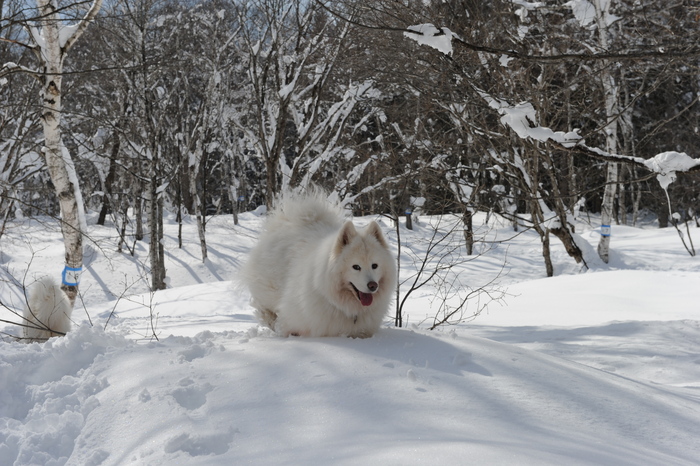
[1,209,699,465]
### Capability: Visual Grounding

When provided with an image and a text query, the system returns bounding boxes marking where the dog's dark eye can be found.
[352,265,361,271]
[372,263,378,269]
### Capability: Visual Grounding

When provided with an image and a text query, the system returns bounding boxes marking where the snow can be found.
[58,23,80,49]
[512,0,544,9]
[480,94,583,147]
[499,54,514,67]
[474,89,699,189]
[28,26,46,52]
[565,0,597,27]
[1,210,700,465]
[565,0,621,28]
[643,151,700,190]
[404,24,454,56]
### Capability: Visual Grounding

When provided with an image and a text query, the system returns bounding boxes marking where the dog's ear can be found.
[365,221,389,248]
[335,221,358,254]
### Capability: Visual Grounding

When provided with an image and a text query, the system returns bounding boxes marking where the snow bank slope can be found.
[2,321,699,465]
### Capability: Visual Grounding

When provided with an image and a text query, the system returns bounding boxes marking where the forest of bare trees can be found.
[2,0,699,289]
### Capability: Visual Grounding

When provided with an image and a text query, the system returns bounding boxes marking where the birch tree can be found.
[1,0,102,303]
[588,0,620,263]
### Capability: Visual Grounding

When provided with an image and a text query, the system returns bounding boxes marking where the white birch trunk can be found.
[189,149,207,262]
[594,0,619,264]
[32,0,102,302]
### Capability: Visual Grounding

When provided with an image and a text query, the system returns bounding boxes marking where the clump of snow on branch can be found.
[643,151,700,190]
[59,23,80,49]
[404,24,455,56]
[565,0,620,28]
[499,55,514,67]
[512,0,545,9]
[403,13,698,198]
[480,93,582,147]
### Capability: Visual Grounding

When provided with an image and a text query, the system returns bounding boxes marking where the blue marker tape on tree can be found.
[62,266,82,287]
[601,225,611,237]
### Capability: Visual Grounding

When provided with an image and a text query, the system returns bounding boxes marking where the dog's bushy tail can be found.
[272,188,345,228]
[23,276,73,342]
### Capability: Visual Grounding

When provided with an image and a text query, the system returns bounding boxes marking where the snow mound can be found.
[2,323,700,464]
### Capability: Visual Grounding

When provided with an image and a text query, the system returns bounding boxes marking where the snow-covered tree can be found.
[232,0,378,208]
[1,0,102,302]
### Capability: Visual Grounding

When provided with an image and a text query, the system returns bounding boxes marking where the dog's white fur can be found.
[242,192,396,338]
[23,276,73,342]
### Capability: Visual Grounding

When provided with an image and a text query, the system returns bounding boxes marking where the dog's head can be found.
[332,220,395,309]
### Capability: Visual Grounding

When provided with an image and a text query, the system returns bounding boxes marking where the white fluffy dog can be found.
[23,276,73,342]
[242,192,396,338]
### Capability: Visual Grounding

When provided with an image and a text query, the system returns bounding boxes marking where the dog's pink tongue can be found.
[359,292,373,306]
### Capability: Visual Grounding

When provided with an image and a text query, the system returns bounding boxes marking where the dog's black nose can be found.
[367,281,378,292]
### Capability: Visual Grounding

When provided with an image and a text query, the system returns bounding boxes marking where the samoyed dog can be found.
[23,276,73,341]
[242,192,396,338]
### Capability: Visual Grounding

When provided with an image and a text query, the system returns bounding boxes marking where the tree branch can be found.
[61,0,104,53]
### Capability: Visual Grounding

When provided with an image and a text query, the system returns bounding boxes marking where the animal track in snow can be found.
[177,344,207,362]
[138,388,151,402]
[170,377,213,411]
[175,334,225,363]
[164,429,236,457]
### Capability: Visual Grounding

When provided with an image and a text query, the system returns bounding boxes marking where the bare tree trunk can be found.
[528,150,554,276]
[194,194,208,262]
[541,227,554,277]
[594,0,619,264]
[631,166,642,226]
[230,185,240,226]
[463,209,474,255]
[394,215,402,328]
[176,180,183,249]
[97,132,120,226]
[617,171,626,225]
[531,204,554,277]
[543,150,586,267]
[157,195,166,285]
[599,162,618,263]
[149,155,166,290]
[134,184,144,241]
[32,0,103,304]
[189,149,208,262]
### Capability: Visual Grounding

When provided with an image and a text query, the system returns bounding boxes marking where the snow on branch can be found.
[403,24,455,56]
[561,142,700,182]
[42,0,103,52]
[565,0,621,28]
[400,20,700,63]
[403,34,700,192]
[0,62,39,81]
[479,92,582,147]
[642,152,700,189]
[475,88,700,185]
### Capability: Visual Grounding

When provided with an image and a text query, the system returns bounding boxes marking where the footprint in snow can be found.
[164,429,236,457]
[139,388,151,402]
[177,344,208,363]
[171,377,214,411]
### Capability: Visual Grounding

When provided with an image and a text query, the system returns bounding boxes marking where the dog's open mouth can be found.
[351,283,373,306]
